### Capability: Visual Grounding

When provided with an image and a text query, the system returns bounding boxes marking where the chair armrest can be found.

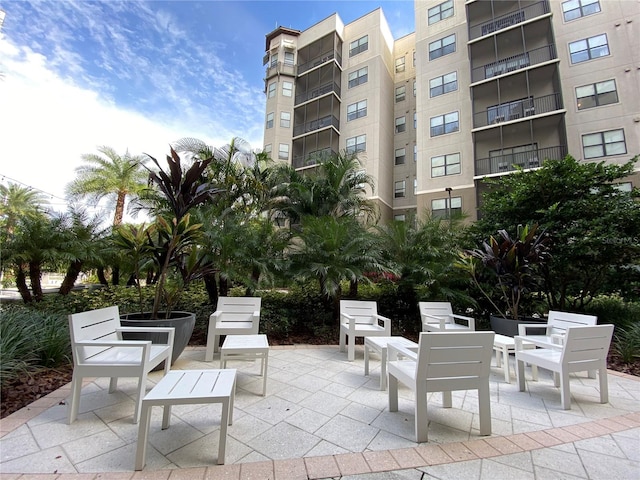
[518,323,549,336]
[374,314,391,330]
[451,314,475,330]
[116,326,175,346]
[421,313,447,330]
[341,312,355,328]
[388,342,418,362]
[210,311,223,321]
[75,339,151,348]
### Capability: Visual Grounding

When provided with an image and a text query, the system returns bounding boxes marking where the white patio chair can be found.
[515,324,614,410]
[339,300,391,361]
[205,296,261,361]
[388,331,494,442]
[68,306,174,424]
[419,301,475,332]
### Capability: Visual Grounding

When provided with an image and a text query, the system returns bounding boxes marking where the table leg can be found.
[364,345,370,376]
[503,347,510,383]
[161,404,172,430]
[380,347,387,391]
[218,398,230,465]
[262,352,268,396]
[134,403,152,470]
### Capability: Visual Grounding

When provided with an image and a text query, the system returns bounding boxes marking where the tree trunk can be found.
[113,191,126,226]
[15,265,32,303]
[204,272,218,305]
[349,279,358,297]
[219,276,229,297]
[97,267,108,285]
[111,266,120,286]
[59,260,83,295]
[29,261,44,302]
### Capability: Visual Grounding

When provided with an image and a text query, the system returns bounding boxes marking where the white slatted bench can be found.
[135,369,236,470]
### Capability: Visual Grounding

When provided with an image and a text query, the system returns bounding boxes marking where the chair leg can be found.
[339,330,346,353]
[442,391,452,408]
[388,374,399,412]
[599,363,609,404]
[109,377,118,393]
[67,372,83,424]
[415,384,428,443]
[133,373,148,424]
[516,357,526,392]
[560,371,571,410]
[478,383,492,436]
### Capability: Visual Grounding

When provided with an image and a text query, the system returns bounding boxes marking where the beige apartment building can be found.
[262,0,640,223]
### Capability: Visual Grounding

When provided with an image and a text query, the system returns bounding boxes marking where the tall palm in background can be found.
[66,146,148,226]
[0,183,49,235]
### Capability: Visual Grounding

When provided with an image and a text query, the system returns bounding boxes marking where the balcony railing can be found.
[472,44,556,83]
[297,49,342,76]
[468,1,550,41]
[292,148,338,169]
[265,61,296,79]
[475,145,567,176]
[473,92,563,128]
[295,81,341,105]
[292,115,340,137]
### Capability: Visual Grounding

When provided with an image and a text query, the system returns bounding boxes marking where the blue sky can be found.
[0,0,414,210]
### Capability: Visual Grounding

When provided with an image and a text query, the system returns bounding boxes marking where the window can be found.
[395,180,406,198]
[347,100,367,121]
[614,182,632,193]
[284,51,294,66]
[414,144,417,162]
[432,196,461,218]
[395,85,406,103]
[428,0,454,25]
[282,81,293,97]
[266,112,274,129]
[562,0,601,21]
[430,71,457,97]
[430,111,459,137]
[582,129,626,159]
[348,67,368,88]
[395,116,406,133]
[280,111,291,128]
[394,214,406,222]
[270,53,278,67]
[395,148,406,165]
[569,34,609,64]
[395,56,405,73]
[349,35,368,57]
[264,144,272,157]
[346,135,366,154]
[431,153,461,177]
[278,143,289,160]
[267,82,276,98]
[576,79,618,110]
[413,178,417,195]
[414,112,417,129]
[429,34,455,60]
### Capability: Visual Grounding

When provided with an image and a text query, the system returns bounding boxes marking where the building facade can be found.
[262,0,640,223]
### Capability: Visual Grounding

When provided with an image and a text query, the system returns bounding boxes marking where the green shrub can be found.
[614,322,640,363]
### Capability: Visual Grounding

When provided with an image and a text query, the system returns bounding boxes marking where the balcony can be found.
[293,114,339,137]
[295,81,341,105]
[297,49,342,76]
[472,44,556,83]
[468,1,550,41]
[475,145,567,176]
[473,93,562,128]
[265,61,296,80]
[292,148,337,169]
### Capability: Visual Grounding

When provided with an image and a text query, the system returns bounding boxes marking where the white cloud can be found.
[0,36,234,212]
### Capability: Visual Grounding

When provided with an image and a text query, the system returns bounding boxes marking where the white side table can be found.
[364,336,418,390]
[220,334,269,396]
[135,369,236,470]
[493,334,538,383]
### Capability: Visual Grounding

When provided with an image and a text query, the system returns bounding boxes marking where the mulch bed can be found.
[2,343,638,420]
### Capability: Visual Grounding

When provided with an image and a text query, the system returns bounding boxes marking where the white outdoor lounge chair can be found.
[205,296,261,361]
[339,300,391,361]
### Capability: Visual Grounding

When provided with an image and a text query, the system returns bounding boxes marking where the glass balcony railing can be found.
[475,145,567,176]
[468,1,550,41]
[473,92,563,128]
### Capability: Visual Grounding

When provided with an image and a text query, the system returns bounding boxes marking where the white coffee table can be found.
[135,369,236,470]
[220,334,269,396]
[493,334,538,383]
[364,336,418,390]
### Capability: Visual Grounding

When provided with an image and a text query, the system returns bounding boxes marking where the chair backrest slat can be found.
[216,297,261,323]
[562,325,614,365]
[69,306,121,362]
[547,310,597,336]
[340,300,378,325]
[419,302,454,323]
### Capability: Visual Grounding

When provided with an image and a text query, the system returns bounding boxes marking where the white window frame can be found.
[395,56,406,73]
[348,67,368,88]
[346,135,366,154]
[278,143,289,160]
[562,0,601,22]
[395,180,406,198]
[395,85,406,103]
[395,148,406,165]
[432,196,461,217]
[576,79,618,110]
[270,53,278,68]
[395,116,406,134]
[266,112,274,129]
[282,81,293,97]
[267,82,276,98]
[349,35,368,57]
[284,51,294,66]
[280,111,291,128]
[428,0,454,25]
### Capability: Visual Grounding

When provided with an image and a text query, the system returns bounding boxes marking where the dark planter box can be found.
[490,315,547,337]
[120,311,196,368]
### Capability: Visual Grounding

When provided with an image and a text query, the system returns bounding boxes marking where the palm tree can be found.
[0,182,49,235]
[66,146,148,226]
